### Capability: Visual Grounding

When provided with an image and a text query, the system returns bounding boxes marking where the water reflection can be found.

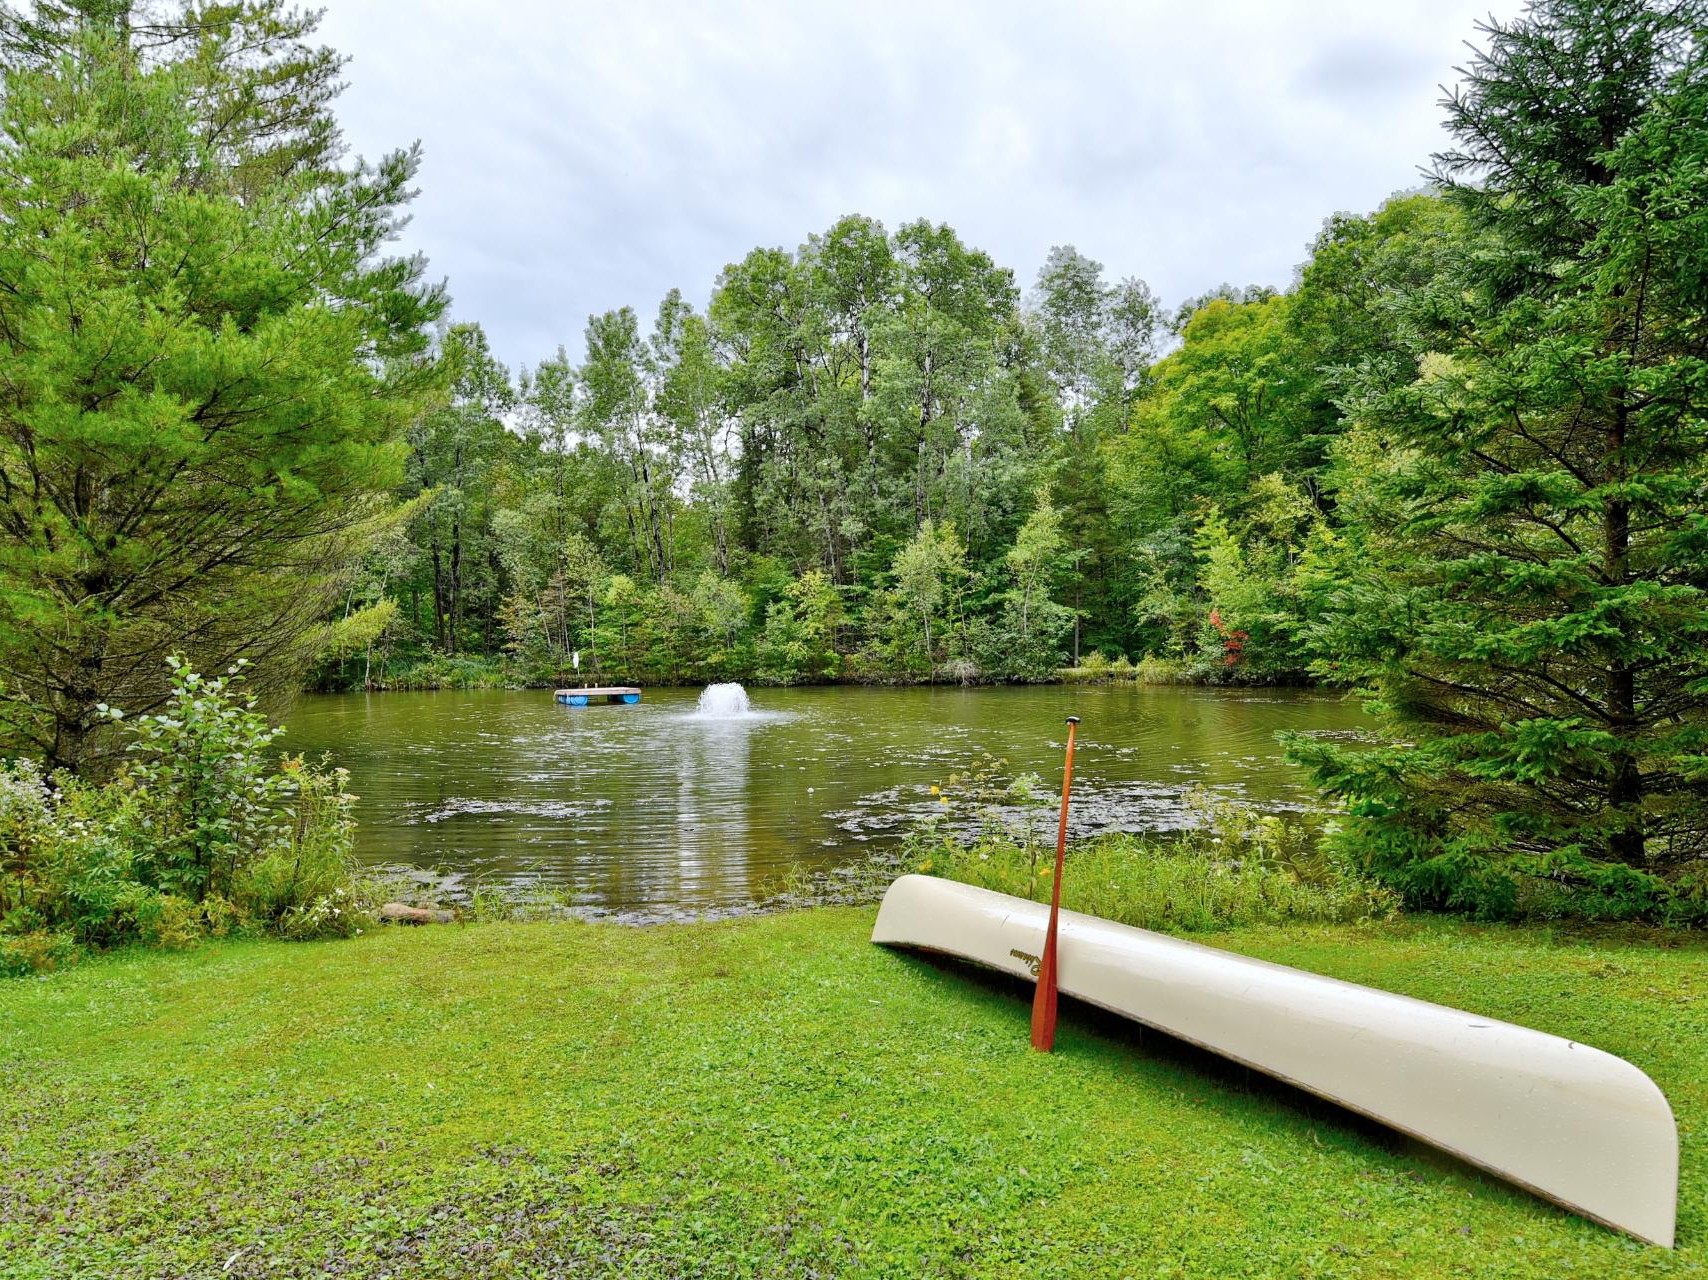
[280,684,1369,914]
[666,712,753,905]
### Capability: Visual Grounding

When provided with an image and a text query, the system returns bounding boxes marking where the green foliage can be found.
[116,658,287,903]
[0,663,367,970]
[0,1,444,770]
[971,489,1076,682]
[320,601,403,667]
[756,570,843,684]
[379,653,519,691]
[691,570,752,676]
[0,927,78,978]
[874,519,970,679]
[235,758,361,940]
[1295,0,1708,920]
[301,179,1477,693]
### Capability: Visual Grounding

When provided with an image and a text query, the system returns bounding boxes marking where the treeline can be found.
[319,197,1466,690]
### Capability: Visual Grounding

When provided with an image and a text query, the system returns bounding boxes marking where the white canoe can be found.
[872,875,1677,1246]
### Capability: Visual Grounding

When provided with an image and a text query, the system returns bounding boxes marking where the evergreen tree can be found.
[0,1,444,768]
[1294,0,1708,918]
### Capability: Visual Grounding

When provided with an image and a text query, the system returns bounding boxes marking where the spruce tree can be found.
[1294,0,1708,917]
[0,2,445,769]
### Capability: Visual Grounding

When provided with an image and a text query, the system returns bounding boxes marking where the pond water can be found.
[280,684,1368,917]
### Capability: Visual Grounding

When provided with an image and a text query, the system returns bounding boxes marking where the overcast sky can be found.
[315,1,1522,373]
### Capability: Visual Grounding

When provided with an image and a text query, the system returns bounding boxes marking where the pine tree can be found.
[1295,0,1708,918]
[0,2,445,769]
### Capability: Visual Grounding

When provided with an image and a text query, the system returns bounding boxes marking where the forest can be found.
[320,200,1456,693]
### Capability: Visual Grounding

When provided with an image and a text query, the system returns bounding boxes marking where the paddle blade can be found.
[1030,941,1058,1051]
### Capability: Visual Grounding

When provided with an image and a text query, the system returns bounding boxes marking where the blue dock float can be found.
[555,686,642,707]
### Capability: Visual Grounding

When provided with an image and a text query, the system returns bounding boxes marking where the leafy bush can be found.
[1058,653,1192,685]
[0,661,368,972]
[755,599,819,685]
[0,929,78,977]
[235,757,362,939]
[114,657,288,902]
[1128,654,1183,683]
[968,598,1072,683]
[383,653,519,690]
[0,757,56,861]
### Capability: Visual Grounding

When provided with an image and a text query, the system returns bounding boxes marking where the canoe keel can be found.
[872,875,1678,1246]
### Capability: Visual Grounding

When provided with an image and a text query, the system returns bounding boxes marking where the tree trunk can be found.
[429,521,448,652]
[1603,400,1643,864]
[447,516,462,655]
[587,587,598,673]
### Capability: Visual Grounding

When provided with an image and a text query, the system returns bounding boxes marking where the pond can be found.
[280,684,1368,918]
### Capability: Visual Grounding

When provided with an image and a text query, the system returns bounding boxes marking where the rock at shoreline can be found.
[378,902,457,925]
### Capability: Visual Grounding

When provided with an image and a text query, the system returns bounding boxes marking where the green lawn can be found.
[1,909,1703,1278]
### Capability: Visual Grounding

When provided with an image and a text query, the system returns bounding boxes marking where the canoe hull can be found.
[872,875,1677,1246]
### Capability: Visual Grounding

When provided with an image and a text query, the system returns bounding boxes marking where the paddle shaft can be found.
[1031,715,1079,1052]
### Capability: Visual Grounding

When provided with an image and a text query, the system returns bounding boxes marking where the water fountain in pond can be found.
[694,682,753,719]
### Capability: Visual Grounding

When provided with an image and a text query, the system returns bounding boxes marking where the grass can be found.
[2,909,1704,1278]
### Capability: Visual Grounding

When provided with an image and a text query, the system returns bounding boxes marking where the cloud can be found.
[315,0,1521,371]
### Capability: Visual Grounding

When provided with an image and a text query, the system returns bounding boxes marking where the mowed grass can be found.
[1,910,1704,1278]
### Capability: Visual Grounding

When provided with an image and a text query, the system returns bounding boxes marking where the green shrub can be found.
[115,657,288,903]
[235,756,361,937]
[383,653,517,690]
[1313,807,1708,926]
[1058,653,1192,685]
[0,757,55,858]
[0,660,368,970]
[0,929,79,977]
[1130,653,1188,684]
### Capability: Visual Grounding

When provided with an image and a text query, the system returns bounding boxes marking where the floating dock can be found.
[554,686,642,707]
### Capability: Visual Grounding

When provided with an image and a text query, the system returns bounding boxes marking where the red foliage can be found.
[1207,606,1245,667]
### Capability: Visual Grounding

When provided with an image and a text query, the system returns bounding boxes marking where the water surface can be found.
[281,684,1366,916]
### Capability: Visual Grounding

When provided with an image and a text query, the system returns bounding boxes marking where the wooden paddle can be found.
[1031,714,1079,1053]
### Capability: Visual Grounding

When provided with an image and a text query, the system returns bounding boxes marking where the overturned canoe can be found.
[872,875,1677,1246]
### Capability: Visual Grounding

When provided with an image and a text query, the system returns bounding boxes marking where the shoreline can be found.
[307,665,1328,695]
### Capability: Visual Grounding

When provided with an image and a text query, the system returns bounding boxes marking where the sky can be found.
[315,0,1524,374]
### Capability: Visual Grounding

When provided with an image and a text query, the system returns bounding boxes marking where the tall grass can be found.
[1057,652,1194,685]
[907,790,1400,933]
